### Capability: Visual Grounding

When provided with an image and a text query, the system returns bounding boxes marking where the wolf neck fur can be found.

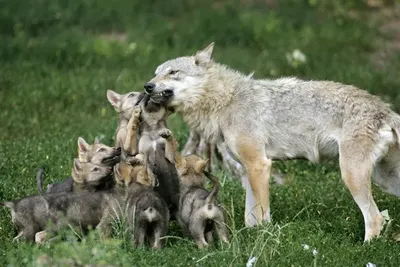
[177,62,251,142]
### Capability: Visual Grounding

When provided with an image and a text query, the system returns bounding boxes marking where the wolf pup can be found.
[98,159,169,249]
[144,42,400,241]
[1,164,114,243]
[160,129,228,248]
[128,94,180,220]
[38,159,115,194]
[106,89,144,154]
[39,137,120,194]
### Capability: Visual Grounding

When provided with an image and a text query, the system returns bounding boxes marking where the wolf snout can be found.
[144,82,155,93]
[115,147,122,154]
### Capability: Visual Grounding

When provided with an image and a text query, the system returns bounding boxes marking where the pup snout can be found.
[144,82,155,93]
[115,147,122,154]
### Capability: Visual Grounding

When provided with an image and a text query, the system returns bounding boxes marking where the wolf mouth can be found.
[149,90,173,104]
[102,153,121,165]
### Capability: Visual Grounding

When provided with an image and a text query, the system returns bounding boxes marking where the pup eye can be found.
[169,70,179,75]
[98,148,106,152]
[128,93,135,98]
[93,167,99,172]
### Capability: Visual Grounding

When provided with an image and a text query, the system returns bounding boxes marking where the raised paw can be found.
[132,106,142,117]
[129,106,142,129]
[158,128,172,139]
[126,155,142,165]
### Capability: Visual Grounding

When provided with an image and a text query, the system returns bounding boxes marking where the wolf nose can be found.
[144,83,155,93]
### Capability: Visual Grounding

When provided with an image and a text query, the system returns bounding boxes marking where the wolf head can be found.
[114,155,157,188]
[139,94,171,127]
[144,43,215,109]
[107,90,145,120]
[77,137,121,167]
[176,154,209,188]
[71,158,113,185]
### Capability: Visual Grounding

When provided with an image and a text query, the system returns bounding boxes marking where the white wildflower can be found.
[301,244,310,250]
[292,49,307,63]
[286,49,307,68]
[246,257,257,267]
[312,248,318,256]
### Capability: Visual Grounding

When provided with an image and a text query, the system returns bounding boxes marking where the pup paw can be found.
[158,129,172,139]
[132,106,142,117]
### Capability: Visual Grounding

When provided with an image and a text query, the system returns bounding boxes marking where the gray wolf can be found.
[144,42,400,241]
[4,159,123,243]
[38,159,114,194]
[39,137,120,194]
[1,188,113,243]
[98,158,169,249]
[106,89,144,153]
[160,129,228,248]
[132,94,181,220]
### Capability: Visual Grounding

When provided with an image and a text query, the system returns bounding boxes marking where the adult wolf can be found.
[144,42,400,241]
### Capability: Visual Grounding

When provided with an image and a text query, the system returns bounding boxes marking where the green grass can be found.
[1,0,400,266]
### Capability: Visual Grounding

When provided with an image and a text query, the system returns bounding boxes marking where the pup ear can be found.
[94,136,101,144]
[195,158,209,173]
[106,89,122,112]
[195,42,214,67]
[113,163,124,185]
[73,158,82,172]
[71,158,85,183]
[177,158,188,176]
[77,137,90,161]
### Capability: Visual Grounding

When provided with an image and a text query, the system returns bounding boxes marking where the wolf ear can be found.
[78,137,90,160]
[73,158,82,172]
[195,42,214,67]
[195,158,209,173]
[114,164,124,185]
[177,157,188,176]
[106,90,122,112]
[94,136,101,144]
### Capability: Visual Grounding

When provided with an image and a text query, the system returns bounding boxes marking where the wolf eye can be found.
[93,167,99,172]
[169,70,179,75]
[97,148,106,152]
[128,93,135,98]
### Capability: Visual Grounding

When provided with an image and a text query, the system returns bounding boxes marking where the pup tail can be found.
[144,207,160,223]
[36,165,46,195]
[0,201,14,209]
[204,171,220,205]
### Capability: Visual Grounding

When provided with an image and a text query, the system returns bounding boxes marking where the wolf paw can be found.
[132,106,142,117]
[127,155,142,165]
[129,106,142,129]
[158,129,173,139]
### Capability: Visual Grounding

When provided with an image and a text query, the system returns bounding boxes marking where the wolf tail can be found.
[204,171,220,205]
[0,201,14,209]
[144,206,161,223]
[36,165,46,195]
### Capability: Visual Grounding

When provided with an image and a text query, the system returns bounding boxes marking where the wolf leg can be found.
[182,130,201,156]
[123,106,141,155]
[339,137,384,241]
[236,139,272,226]
[373,145,400,197]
